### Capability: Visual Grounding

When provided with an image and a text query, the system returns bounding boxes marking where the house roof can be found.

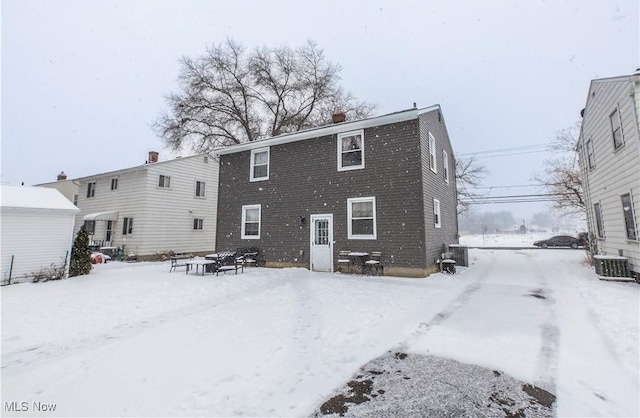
[73,153,214,182]
[1,185,79,211]
[216,105,441,155]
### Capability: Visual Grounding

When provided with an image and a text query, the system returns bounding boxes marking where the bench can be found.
[169,253,193,272]
[214,252,244,275]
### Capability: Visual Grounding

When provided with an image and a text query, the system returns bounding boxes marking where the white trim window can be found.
[586,138,595,169]
[193,218,204,230]
[347,197,377,239]
[443,150,449,183]
[338,130,365,171]
[195,181,206,197]
[250,148,270,181]
[241,204,261,239]
[610,107,624,149]
[86,182,96,198]
[158,175,171,188]
[122,217,134,235]
[594,202,605,238]
[110,177,119,190]
[621,193,637,240]
[434,198,442,228]
[429,132,437,173]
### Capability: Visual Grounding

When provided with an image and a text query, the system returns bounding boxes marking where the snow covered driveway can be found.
[1,249,638,417]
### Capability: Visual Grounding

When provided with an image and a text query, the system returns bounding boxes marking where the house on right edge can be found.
[215,105,459,277]
[578,71,640,279]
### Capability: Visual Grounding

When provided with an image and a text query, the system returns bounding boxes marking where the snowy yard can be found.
[1,246,638,417]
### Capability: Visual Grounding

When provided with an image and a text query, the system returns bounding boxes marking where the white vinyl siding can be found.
[580,77,640,272]
[347,197,376,239]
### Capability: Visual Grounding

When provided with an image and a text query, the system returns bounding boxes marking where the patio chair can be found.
[364,251,383,276]
[337,250,353,274]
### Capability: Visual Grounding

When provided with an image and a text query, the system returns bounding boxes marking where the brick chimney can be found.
[332,111,346,124]
[148,151,159,163]
[57,171,67,181]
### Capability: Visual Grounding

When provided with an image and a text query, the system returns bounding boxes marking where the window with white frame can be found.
[241,205,261,239]
[443,150,449,183]
[586,139,595,169]
[195,181,205,197]
[250,148,269,181]
[594,202,604,238]
[621,193,637,240]
[111,177,119,190]
[429,132,437,173]
[434,198,441,228]
[338,130,365,171]
[347,197,376,239]
[122,217,134,235]
[158,175,171,188]
[86,182,96,198]
[193,218,204,230]
[610,107,624,149]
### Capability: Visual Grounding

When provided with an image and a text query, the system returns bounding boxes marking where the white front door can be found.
[310,214,333,272]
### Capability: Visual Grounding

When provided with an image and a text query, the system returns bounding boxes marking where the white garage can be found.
[1,185,79,284]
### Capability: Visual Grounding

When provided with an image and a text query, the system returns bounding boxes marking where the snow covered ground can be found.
[1,239,638,417]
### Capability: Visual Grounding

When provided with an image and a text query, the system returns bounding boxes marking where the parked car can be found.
[533,235,583,249]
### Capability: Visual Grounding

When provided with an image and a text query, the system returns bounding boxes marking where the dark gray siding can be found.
[217,119,429,274]
[418,110,460,268]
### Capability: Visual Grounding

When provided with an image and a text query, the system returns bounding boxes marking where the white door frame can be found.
[310,214,333,272]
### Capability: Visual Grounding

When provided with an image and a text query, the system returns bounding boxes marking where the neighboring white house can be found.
[1,185,79,284]
[73,152,219,259]
[578,71,640,278]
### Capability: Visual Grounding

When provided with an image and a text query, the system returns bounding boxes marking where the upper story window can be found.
[73,194,79,206]
[621,193,637,240]
[158,175,171,188]
[586,139,595,169]
[250,148,270,181]
[594,202,605,238]
[122,217,134,235]
[83,220,95,235]
[429,132,437,173]
[111,177,119,190]
[434,198,442,228]
[443,150,450,183]
[241,204,261,239]
[193,218,204,230]
[338,130,364,171]
[347,196,377,239]
[610,107,624,149]
[195,181,206,197]
[86,182,96,198]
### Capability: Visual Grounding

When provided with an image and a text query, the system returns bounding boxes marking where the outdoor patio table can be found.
[348,252,369,275]
[185,258,218,276]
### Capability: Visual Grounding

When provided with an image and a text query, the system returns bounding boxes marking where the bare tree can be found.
[153,39,375,153]
[455,155,488,214]
[533,122,585,215]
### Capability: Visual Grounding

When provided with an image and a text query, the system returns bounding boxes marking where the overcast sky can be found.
[2,0,638,221]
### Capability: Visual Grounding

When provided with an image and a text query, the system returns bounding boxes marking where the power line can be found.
[457,142,554,157]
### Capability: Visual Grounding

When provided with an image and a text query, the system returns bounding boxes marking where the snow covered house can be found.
[578,72,640,278]
[73,152,218,260]
[215,106,459,277]
[1,185,79,283]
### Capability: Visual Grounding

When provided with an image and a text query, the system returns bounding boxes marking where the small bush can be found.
[30,263,66,283]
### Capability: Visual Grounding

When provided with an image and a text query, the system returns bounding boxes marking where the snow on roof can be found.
[1,185,79,211]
